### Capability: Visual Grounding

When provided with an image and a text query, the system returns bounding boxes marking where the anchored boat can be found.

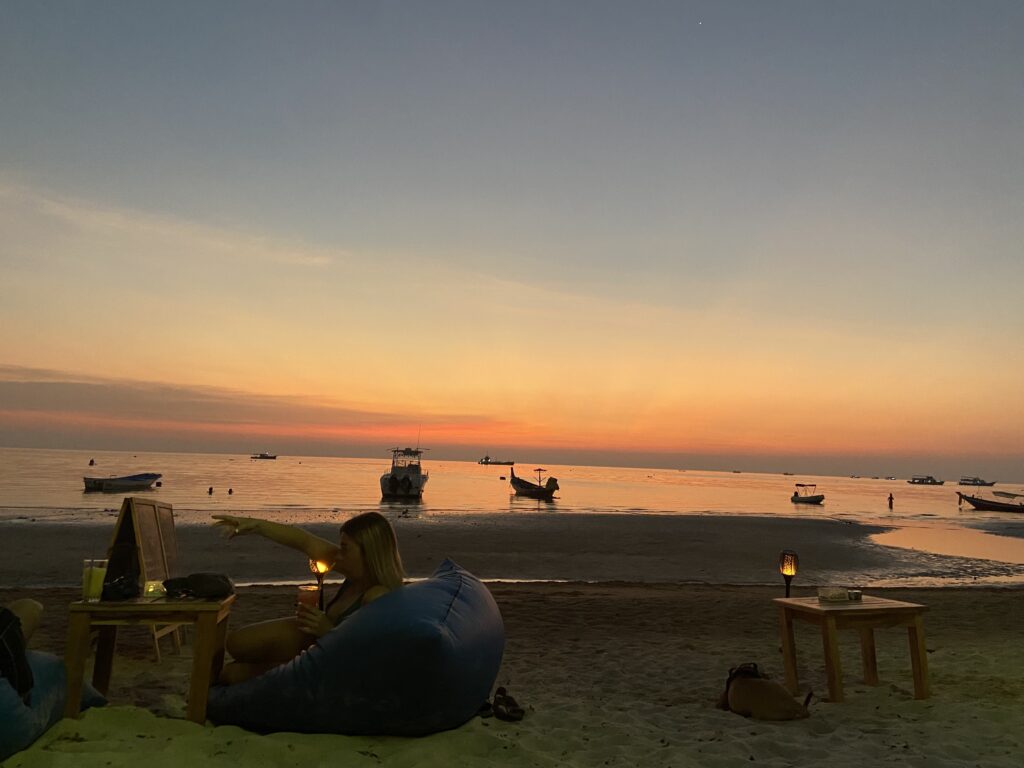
[790,483,824,505]
[509,467,559,501]
[479,455,514,466]
[83,473,162,493]
[908,475,944,485]
[380,447,429,500]
[957,491,1024,513]
[958,476,995,486]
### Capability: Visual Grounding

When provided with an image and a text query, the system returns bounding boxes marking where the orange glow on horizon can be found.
[2,400,1021,461]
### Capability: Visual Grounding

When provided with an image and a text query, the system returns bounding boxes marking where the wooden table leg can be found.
[211,613,229,682]
[63,613,92,719]
[859,628,879,685]
[821,616,844,702]
[187,613,218,724]
[907,614,930,699]
[92,626,118,694]
[778,606,799,695]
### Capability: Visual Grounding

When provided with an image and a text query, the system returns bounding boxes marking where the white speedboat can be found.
[380,447,429,500]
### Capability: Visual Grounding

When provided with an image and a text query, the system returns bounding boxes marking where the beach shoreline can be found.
[6,513,1024,590]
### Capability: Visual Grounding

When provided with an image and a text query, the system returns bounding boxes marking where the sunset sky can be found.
[2,2,1023,477]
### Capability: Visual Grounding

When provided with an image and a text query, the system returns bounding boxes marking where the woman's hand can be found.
[212,514,260,539]
[296,603,334,638]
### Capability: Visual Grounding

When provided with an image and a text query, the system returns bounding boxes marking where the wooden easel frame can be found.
[105,497,186,661]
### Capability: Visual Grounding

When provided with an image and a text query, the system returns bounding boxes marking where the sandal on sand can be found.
[493,687,525,722]
[477,700,494,718]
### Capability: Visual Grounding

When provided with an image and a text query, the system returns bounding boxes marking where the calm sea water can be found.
[2,447,1023,568]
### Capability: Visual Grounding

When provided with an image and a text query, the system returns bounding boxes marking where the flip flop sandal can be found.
[493,686,525,721]
[477,700,494,719]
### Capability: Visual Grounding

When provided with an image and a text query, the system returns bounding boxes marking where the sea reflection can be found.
[872,525,1024,565]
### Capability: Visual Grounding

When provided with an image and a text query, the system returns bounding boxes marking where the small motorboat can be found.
[908,475,944,485]
[791,483,824,505]
[958,476,995,486]
[250,452,277,460]
[380,447,429,500]
[957,491,1024,513]
[510,467,559,501]
[83,473,162,493]
[479,455,514,466]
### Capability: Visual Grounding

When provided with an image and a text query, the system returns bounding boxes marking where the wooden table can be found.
[64,595,235,724]
[774,595,929,703]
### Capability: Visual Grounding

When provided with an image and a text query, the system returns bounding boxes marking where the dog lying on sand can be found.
[717,663,812,721]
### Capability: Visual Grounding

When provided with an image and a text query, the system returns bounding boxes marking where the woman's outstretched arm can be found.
[212,515,339,563]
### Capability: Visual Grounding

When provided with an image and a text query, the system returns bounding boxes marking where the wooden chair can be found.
[105,497,189,662]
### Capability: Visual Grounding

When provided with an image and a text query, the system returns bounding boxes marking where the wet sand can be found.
[5,513,1024,588]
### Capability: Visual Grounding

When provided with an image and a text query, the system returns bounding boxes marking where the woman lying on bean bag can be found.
[206,558,505,737]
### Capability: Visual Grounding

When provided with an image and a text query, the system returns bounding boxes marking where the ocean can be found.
[2,446,1023,581]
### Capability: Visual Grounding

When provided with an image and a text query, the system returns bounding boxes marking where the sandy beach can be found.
[3,515,1024,766]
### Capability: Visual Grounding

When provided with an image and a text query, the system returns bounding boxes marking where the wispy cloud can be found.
[0,365,509,440]
[0,182,338,268]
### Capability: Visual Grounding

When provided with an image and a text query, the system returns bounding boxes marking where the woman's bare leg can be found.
[7,599,42,642]
[225,617,311,664]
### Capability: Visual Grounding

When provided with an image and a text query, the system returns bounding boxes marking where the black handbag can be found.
[101,574,141,601]
[163,573,235,599]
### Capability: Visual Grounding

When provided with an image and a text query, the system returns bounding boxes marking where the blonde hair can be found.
[340,512,404,589]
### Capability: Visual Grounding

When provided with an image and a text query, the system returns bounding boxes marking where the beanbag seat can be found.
[0,652,106,761]
[207,559,505,736]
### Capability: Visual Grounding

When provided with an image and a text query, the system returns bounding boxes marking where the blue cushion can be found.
[0,651,106,761]
[207,559,505,736]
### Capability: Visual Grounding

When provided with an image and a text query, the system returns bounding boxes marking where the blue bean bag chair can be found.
[207,559,504,735]
[0,652,106,761]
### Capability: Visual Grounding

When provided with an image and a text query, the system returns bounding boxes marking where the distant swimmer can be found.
[228,488,233,495]
[208,486,214,495]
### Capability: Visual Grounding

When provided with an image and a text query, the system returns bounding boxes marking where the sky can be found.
[1,1,1023,478]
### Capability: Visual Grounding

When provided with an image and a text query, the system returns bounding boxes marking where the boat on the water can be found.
[958,476,995,486]
[510,467,559,501]
[250,452,277,460]
[957,491,1024,513]
[380,447,429,500]
[790,483,824,505]
[83,473,162,493]
[908,475,944,485]
[479,455,514,466]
